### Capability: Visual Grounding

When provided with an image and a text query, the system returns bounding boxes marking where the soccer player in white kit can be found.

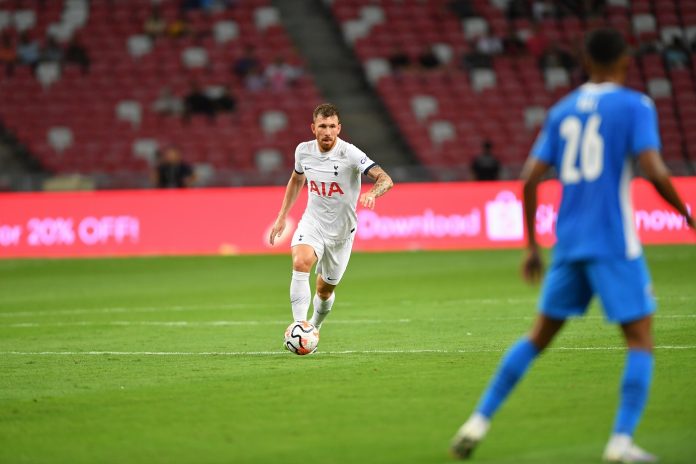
[269,103,394,336]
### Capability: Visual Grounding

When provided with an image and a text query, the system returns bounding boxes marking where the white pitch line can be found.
[0,301,521,318]
[0,319,413,328]
[0,299,547,318]
[1,346,695,356]
[1,295,694,319]
[3,314,696,329]
[0,303,263,318]
[463,314,696,321]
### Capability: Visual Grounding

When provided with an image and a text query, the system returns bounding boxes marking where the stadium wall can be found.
[1,179,694,258]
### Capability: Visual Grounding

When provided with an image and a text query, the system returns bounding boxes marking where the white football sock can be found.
[310,292,335,329]
[290,270,311,322]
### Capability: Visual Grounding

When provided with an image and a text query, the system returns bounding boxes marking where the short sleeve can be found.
[294,143,304,174]
[630,95,661,156]
[530,116,557,164]
[346,143,376,175]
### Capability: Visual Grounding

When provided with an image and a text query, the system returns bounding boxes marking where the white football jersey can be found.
[294,137,376,241]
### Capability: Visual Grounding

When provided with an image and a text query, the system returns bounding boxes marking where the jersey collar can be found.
[580,82,620,93]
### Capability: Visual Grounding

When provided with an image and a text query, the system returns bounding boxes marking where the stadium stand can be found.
[327,0,696,178]
[0,0,694,188]
[0,0,322,187]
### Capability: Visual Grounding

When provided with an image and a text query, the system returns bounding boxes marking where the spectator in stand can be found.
[39,36,63,65]
[532,0,556,21]
[462,45,493,70]
[181,0,201,10]
[183,81,215,120]
[16,32,40,70]
[151,146,195,189]
[539,41,576,73]
[526,24,550,60]
[502,28,527,56]
[245,62,266,91]
[64,35,90,74]
[634,38,662,63]
[210,85,236,114]
[181,0,235,13]
[564,0,606,19]
[476,31,503,56]
[447,0,476,18]
[211,0,238,11]
[0,33,16,76]
[167,12,192,39]
[144,7,167,40]
[265,56,301,91]
[663,37,691,71]
[232,45,260,80]
[180,0,211,11]
[470,140,501,181]
[506,0,530,20]
[418,45,441,70]
[388,45,412,75]
[152,86,184,117]
[63,36,90,74]
[462,32,501,70]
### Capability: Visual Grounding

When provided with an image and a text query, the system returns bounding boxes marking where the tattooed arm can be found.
[359,165,394,210]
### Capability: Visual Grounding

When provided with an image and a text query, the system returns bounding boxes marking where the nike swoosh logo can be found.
[326,277,336,281]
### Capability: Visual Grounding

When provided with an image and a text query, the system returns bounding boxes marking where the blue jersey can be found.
[531,83,661,262]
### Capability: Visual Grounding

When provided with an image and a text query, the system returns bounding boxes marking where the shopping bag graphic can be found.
[485,191,523,241]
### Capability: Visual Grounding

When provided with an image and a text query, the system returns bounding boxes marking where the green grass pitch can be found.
[1,246,695,464]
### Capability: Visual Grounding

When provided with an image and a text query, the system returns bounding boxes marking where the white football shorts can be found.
[290,221,355,285]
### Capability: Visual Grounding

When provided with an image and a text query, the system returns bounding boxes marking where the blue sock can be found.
[476,338,539,418]
[613,349,654,436]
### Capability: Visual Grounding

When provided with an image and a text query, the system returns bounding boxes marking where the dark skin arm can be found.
[520,150,694,283]
[638,149,695,229]
[520,157,552,284]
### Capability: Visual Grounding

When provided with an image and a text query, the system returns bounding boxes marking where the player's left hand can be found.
[359,192,376,210]
[522,248,543,284]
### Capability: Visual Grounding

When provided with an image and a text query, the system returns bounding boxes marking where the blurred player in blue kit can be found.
[451,28,695,462]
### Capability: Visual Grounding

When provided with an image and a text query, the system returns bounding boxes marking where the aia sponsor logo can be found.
[309,181,344,197]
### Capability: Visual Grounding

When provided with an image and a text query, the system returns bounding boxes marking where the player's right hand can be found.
[269,218,285,245]
[522,248,543,284]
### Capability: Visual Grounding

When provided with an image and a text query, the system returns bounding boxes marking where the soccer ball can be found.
[284,321,319,355]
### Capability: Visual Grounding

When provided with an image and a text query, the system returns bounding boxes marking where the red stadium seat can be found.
[2,0,695,178]
[0,0,321,178]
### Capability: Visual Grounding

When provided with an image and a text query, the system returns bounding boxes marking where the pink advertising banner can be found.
[0,178,694,258]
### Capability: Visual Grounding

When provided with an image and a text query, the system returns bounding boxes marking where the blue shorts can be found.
[539,255,656,324]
